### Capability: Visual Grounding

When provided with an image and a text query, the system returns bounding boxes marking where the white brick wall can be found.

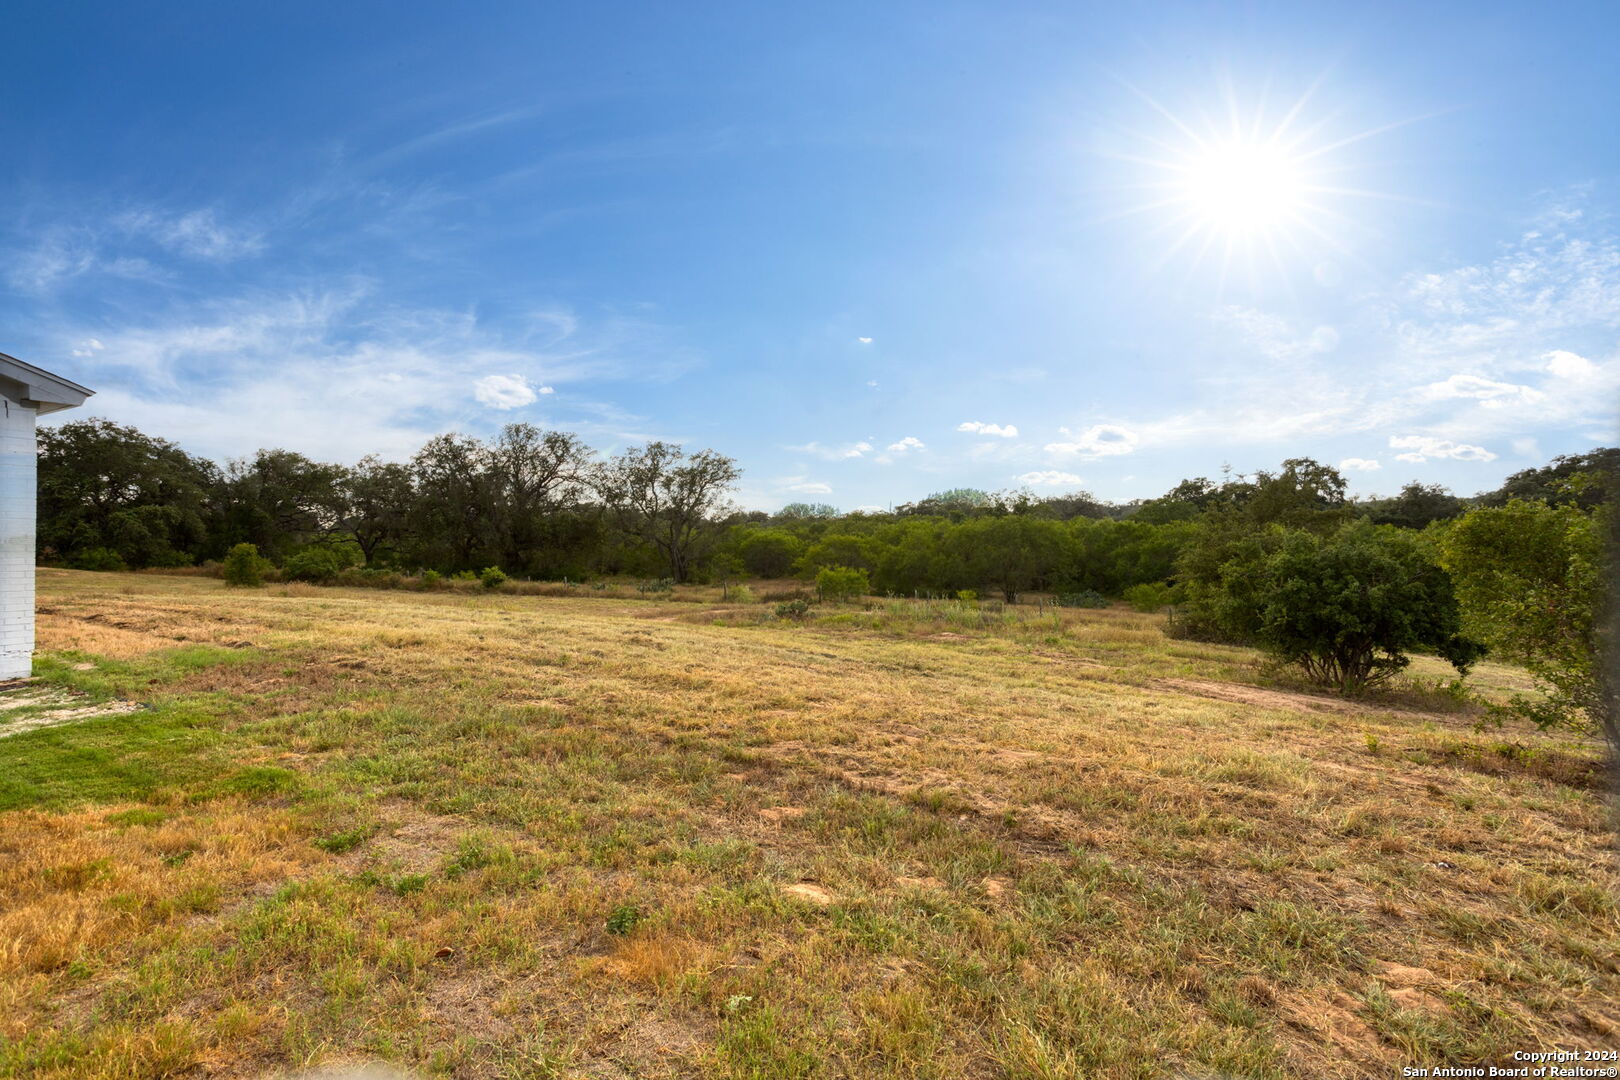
[0,393,38,680]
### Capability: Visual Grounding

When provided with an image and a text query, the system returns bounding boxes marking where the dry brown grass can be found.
[1,568,1614,1079]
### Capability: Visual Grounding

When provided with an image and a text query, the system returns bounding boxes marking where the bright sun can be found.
[1103,82,1401,283]
[1178,139,1309,237]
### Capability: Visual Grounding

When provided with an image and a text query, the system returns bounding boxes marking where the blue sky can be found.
[4,2,1617,511]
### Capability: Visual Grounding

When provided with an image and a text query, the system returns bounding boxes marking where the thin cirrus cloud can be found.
[1339,457,1381,472]
[957,421,1018,437]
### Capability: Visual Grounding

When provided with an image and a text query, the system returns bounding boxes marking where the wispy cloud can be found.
[789,440,873,460]
[777,475,833,495]
[1339,457,1381,472]
[40,286,687,461]
[116,208,265,261]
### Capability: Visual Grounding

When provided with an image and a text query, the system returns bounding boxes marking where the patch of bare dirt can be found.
[0,685,145,738]
[783,882,837,906]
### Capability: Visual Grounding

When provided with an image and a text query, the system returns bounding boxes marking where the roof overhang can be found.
[0,352,93,414]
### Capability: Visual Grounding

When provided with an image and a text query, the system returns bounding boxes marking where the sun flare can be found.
[1104,82,1405,284]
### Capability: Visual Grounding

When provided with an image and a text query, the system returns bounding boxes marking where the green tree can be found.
[1439,501,1610,747]
[592,442,741,583]
[335,456,415,566]
[1481,448,1618,510]
[953,515,1066,603]
[1252,521,1483,691]
[816,565,869,603]
[222,542,269,587]
[36,418,214,568]
[737,529,802,578]
[1366,481,1466,529]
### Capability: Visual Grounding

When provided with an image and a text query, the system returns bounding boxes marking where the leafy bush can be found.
[727,584,755,604]
[775,599,811,619]
[221,543,269,588]
[283,546,349,582]
[420,570,441,589]
[1439,500,1607,744]
[451,570,478,582]
[1250,521,1484,691]
[70,547,127,572]
[1122,582,1178,612]
[605,903,643,935]
[816,565,869,603]
[479,566,508,589]
[956,589,978,603]
[1054,590,1109,608]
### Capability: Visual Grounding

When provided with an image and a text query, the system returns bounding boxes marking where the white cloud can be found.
[474,373,541,409]
[70,338,105,358]
[790,440,872,460]
[1419,374,1544,407]
[866,380,878,388]
[1544,349,1598,380]
[1389,435,1497,463]
[35,288,672,463]
[886,436,925,453]
[1339,458,1381,472]
[777,476,833,495]
[1045,424,1138,459]
[857,337,873,344]
[1015,470,1083,487]
[957,421,1018,437]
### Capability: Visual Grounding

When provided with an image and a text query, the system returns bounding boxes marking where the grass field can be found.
[2,569,1615,1080]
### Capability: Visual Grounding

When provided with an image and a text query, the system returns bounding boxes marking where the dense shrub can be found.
[1054,590,1109,608]
[775,599,811,619]
[1241,521,1483,691]
[1439,500,1607,744]
[816,565,869,603]
[70,547,127,572]
[1122,582,1177,612]
[479,566,509,589]
[222,543,269,588]
[283,546,353,582]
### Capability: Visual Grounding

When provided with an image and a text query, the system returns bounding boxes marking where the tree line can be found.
[36,418,1613,747]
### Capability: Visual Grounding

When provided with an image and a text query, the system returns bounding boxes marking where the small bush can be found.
[283,546,347,583]
[726,584,756,604]
[775,599,811,620]
[420,570,441,589]
[956,589,979,603]
[605,903,643,935]
[222,543,269,588]
[451,570,478,582]
[71,547,127,572]
[1122,582,1178,612]
[479,566,508,589]
[1055,590,1109,608]
[816,565,869,603]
